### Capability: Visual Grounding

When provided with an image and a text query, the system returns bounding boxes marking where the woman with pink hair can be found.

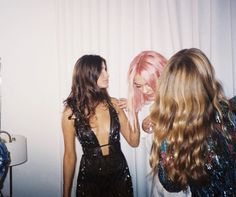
[127,51,166,118]
[124,51,190,197]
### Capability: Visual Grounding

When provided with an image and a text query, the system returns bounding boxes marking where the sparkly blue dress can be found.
[157,102,236,197]
[73,104,133,197]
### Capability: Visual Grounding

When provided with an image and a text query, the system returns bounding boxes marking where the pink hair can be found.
[127,51,167,113]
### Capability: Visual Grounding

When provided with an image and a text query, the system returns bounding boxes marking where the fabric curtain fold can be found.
[57,1,236,196]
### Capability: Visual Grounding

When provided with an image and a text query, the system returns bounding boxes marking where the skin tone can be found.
[62,65,140,197]
[62,108,76,197]
[97,63,109,88]
[133,74,155,101]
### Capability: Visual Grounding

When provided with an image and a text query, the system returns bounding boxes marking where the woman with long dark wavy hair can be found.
[149,48,236,196]
[62,55,140,197]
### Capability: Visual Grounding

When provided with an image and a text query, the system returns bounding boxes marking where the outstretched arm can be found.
[62,107,76,197]
[112,98,140,147]
[117,98,154,134]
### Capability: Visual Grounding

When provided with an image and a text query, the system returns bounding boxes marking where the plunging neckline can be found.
[89,105,112,152]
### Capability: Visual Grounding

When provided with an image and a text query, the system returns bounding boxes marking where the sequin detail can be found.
[158,106,236,196]
[73,104,133,197]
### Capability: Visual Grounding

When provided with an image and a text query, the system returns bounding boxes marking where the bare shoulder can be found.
[62,106,75,133]
[111,97,121,112]
[62,106,74,126]
[62,106,73,117]
[111,97,118,103]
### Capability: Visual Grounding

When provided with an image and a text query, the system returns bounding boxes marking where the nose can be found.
[142,85,149,94]
[104,71,109,79]
[102,70,109,78]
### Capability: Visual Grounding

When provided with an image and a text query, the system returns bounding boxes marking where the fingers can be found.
[142,116,153,134]
[117,98,127,110]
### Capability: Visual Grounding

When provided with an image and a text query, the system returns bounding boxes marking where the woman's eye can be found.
[135,85,142,88]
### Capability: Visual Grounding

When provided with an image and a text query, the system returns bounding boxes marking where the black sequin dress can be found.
[73,104,133,197]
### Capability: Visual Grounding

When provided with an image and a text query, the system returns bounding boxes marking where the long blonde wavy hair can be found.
[149,48,229,188]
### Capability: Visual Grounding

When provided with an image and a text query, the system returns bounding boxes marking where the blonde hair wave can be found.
[149,48,228,188]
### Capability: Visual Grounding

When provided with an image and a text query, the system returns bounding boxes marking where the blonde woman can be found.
[150,48,236,196]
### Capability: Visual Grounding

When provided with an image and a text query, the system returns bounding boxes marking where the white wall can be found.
[0,0,62,196]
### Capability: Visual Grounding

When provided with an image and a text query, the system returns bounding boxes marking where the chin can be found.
[147,95,155,101]
[99,85,108,89]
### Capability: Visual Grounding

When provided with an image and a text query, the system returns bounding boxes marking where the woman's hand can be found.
[142,116,154,134]
[117,98,128,111]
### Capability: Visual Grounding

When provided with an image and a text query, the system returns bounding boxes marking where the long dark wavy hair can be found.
[64,55,112,127]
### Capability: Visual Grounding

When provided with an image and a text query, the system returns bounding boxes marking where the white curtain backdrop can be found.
[1,0,235,196]
[57,0,236,196]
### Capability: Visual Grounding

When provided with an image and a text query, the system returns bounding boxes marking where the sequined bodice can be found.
[74,105,121,156]
[157,107,236,196]
[74,104,134,196]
